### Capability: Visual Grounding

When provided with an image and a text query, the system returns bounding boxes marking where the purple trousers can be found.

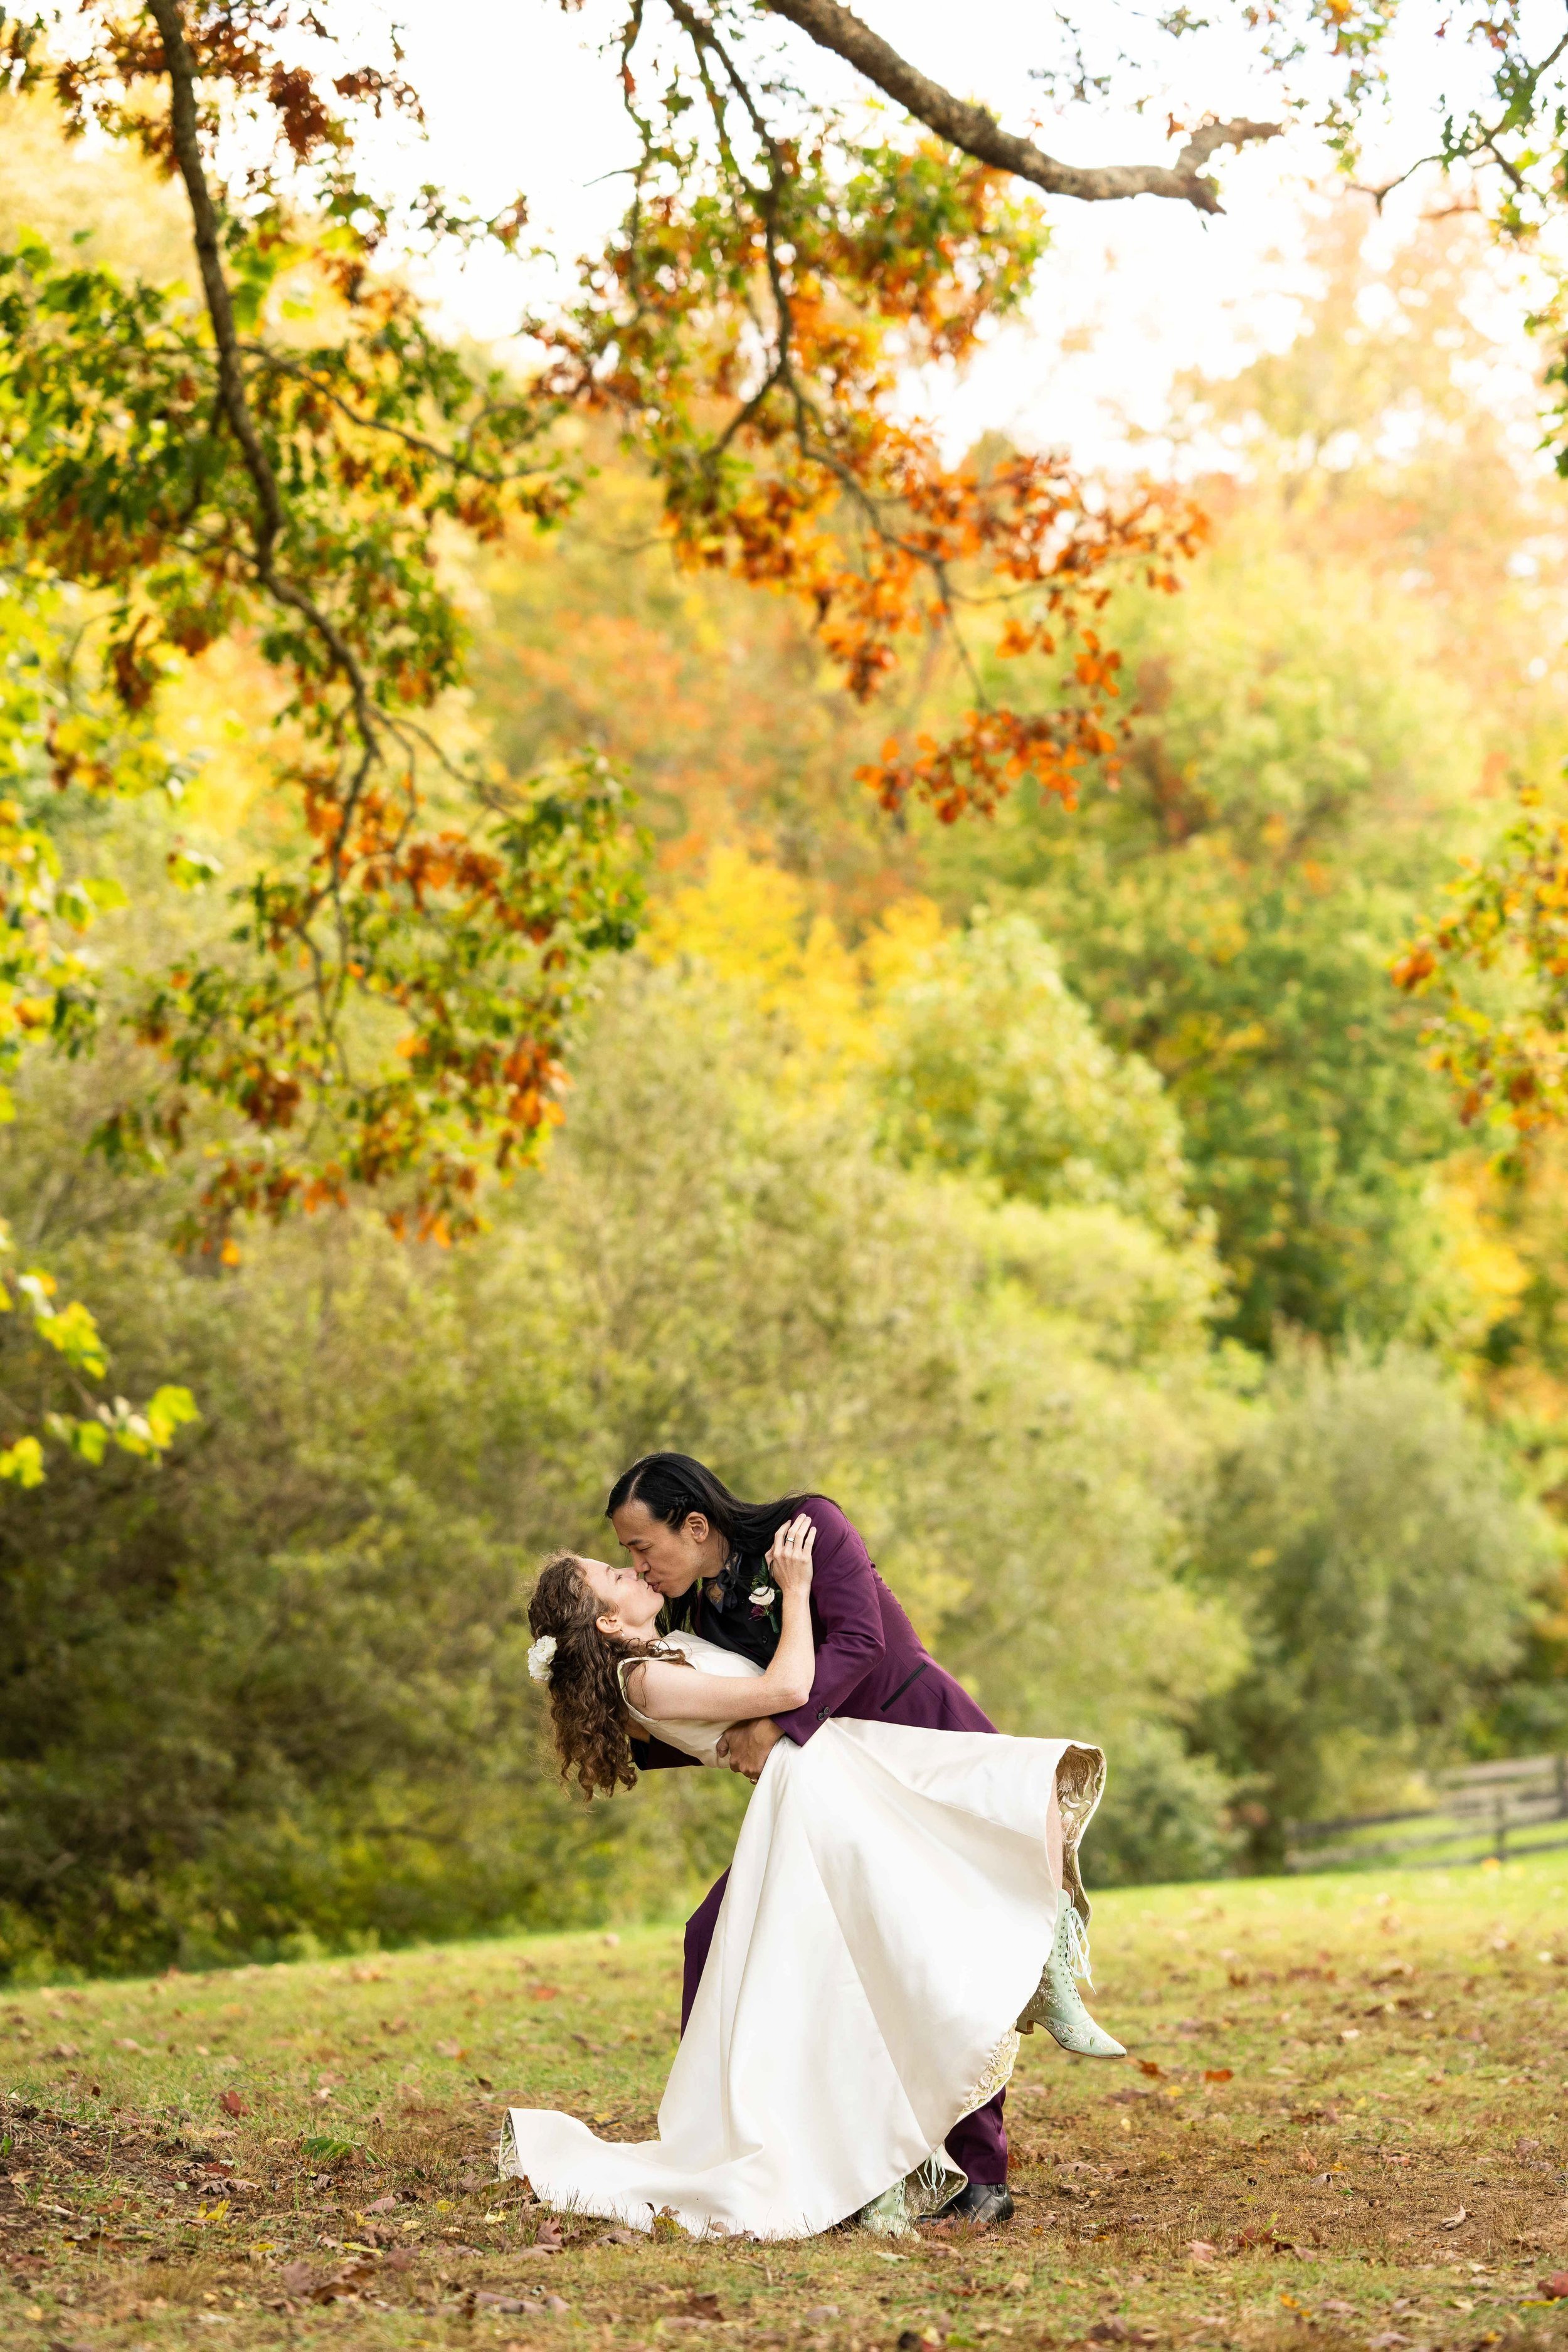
[681,1868,1009,2185]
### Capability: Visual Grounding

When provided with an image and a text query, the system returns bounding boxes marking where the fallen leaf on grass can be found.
[218,2090,248,2118]
[1537,2274,1568,2301]
[1439,2207,1469,2229]
[433,2040,469,2060]
[598,2227,640,2245]
[804,2306,839,2321]
[529,1985,563,2001]
[364,2196,399,2213]
[1203,2069,1232,2084]
[310,2254,378,2304]
[1004,2272,1029,2295]
[1136,2060,1162,2078]
[1187,2242,1217,2264]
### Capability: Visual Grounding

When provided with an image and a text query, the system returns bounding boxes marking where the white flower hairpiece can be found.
[527,1634,558,1686]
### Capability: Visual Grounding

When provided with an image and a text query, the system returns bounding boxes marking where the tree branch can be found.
[144,0,381,744]
[757,0,1280,213]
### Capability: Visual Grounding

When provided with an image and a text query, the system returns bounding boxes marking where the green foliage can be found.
[1192,1344,1554,1861]
[873,911,1192,1239]
[0,578,204,1480]
[0,212,646,1244]
[1086,1724,1242,1888]
[0,955,1240,1973]
[924,530,1481,1348]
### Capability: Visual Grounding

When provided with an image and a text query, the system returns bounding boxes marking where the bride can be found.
[501,1517,1119,2241]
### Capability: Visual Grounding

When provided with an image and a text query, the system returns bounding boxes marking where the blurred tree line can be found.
[5,120,1568,1973]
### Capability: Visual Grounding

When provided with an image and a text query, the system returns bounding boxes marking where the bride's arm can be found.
[623,1517,817,1722]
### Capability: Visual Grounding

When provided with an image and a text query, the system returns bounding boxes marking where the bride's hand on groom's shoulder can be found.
[767,1513,816,1594]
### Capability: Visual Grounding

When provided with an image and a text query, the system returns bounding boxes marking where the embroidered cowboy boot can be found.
[1041,1901,1125,2058]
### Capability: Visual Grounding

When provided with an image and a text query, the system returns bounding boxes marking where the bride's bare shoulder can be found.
[622,1649,692,1708]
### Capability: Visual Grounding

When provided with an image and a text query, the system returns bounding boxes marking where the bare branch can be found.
[757,0,1280,213]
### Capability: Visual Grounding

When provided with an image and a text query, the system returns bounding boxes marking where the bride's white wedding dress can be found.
[500,1632,1104,2242]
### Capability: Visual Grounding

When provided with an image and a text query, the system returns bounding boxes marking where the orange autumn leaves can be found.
[1,6,1211,1264]
[1392,789,1568,1160]
[545,135,1205,825]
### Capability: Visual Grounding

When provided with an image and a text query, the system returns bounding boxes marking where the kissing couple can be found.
[501,1454,1123,2242]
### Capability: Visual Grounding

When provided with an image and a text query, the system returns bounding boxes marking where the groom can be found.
[607,1450,1014,2227]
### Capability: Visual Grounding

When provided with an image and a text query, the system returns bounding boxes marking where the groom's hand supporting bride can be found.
[716,1716,783,1779]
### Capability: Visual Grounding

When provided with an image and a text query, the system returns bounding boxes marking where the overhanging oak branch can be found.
[758,0,1281,213]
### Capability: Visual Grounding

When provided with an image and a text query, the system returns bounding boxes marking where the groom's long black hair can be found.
[605,1453,818,1565]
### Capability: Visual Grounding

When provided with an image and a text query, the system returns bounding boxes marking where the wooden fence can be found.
[1286,1751,1568,1874]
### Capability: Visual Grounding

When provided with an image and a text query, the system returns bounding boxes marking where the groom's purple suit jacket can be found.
[632,1495,995,1767]
[632,1496,1011,2188]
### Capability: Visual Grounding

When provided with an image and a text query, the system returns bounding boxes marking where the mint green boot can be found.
[1041,1902,1125,2058]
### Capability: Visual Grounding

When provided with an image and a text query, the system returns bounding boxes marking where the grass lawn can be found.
[5,1854,1568,2351]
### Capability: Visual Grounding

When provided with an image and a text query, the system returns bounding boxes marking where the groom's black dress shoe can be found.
[925,2181,1014,2227]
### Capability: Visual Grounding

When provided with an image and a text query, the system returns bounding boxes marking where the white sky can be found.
[356,0,1550,467]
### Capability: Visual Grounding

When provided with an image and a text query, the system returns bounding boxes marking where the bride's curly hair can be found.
[527,1550,682,1797]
